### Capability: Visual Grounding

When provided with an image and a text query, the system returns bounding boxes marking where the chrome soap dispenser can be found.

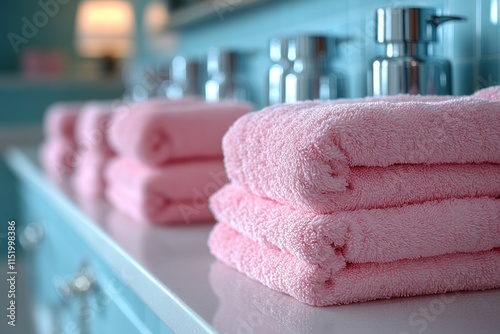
[283,35,344,103]
[369,7,464,96]
[204,48,249,102]
[163,55,200,99]
[267,36,290,106]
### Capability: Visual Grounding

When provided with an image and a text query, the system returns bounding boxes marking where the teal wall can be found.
[3,0,498,109]
[0,78,124,125]
[0,0,125,124]
[154,0,500,109]
[0,0,82,73]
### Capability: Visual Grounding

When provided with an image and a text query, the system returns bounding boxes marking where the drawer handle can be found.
[19,223,44,251]
[53,260,103,333]
[56,259,98,300]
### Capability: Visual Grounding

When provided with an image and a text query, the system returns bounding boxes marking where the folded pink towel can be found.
[39,139,78,180]
[209,223,500,306]
[72,150,114,198]
[108,100,253,166]
[104,157,228,224]
[75,101,115,155]
[225,161,500,212]
[223,89,500,212]
[211,184,500,269]
[43,101,83,141]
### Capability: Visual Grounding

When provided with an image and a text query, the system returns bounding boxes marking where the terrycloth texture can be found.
[43,101,83,141]
[39,139,78,180]
[209,223,500,306]
[474,85,500,101]
[211,184,500,269]
[220,161,500,212]
[223,91,500,213]
[72,150,114,198]
[75,101,115,155]
[104,157,227,224]
[108,100,253,166]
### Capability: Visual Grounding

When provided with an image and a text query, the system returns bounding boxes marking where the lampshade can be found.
[75,0,135,58]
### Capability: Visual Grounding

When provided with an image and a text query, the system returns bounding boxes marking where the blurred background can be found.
[0,0,499,332]
[2,0,499,218]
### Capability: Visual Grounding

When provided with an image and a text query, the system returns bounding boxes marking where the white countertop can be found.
[7,147,500,334]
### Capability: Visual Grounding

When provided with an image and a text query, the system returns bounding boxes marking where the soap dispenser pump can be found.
[282,35,344,103]
[369,7,464,96]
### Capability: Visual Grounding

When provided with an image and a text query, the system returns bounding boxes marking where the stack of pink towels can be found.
[208,86,500,306]
[71,101,116,198]
[105,98,253,225]
[40,101,83,180]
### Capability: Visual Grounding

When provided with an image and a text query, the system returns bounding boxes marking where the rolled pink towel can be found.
[104,157,228,224]
[71,101,116,197]
[39,139,78,180]
[209,223,500,306]
[222,160,500,212]
[108,99,253,166]
[211,184,500,270]
[75,101,116,155]
[43,101,83,141]
[40,101,83,179]
[223,91,500,213]
[474,85,500,101]
[72,150,114,198]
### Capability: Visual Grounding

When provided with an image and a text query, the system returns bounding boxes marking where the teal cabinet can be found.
[18,177,173,334]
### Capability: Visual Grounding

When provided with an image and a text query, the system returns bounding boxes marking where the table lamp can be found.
[75,0,135,75]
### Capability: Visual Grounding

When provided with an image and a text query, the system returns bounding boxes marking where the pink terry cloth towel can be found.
[473,85,500,101]
[104,157,228,224]
[43,101,83,142]
[210,184,500,271]
[224,161,500,212]
[75,101,116,155]
[208,222,500,306]
[39,139,78,180]
[108,100,253,166]
[72,150,114,198]
[223,89,500,213]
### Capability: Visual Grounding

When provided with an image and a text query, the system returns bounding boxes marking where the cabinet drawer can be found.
[19,182,173,334]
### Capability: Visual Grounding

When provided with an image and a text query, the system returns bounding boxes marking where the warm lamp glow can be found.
[144,0,168,34]
[75,0,135,58]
